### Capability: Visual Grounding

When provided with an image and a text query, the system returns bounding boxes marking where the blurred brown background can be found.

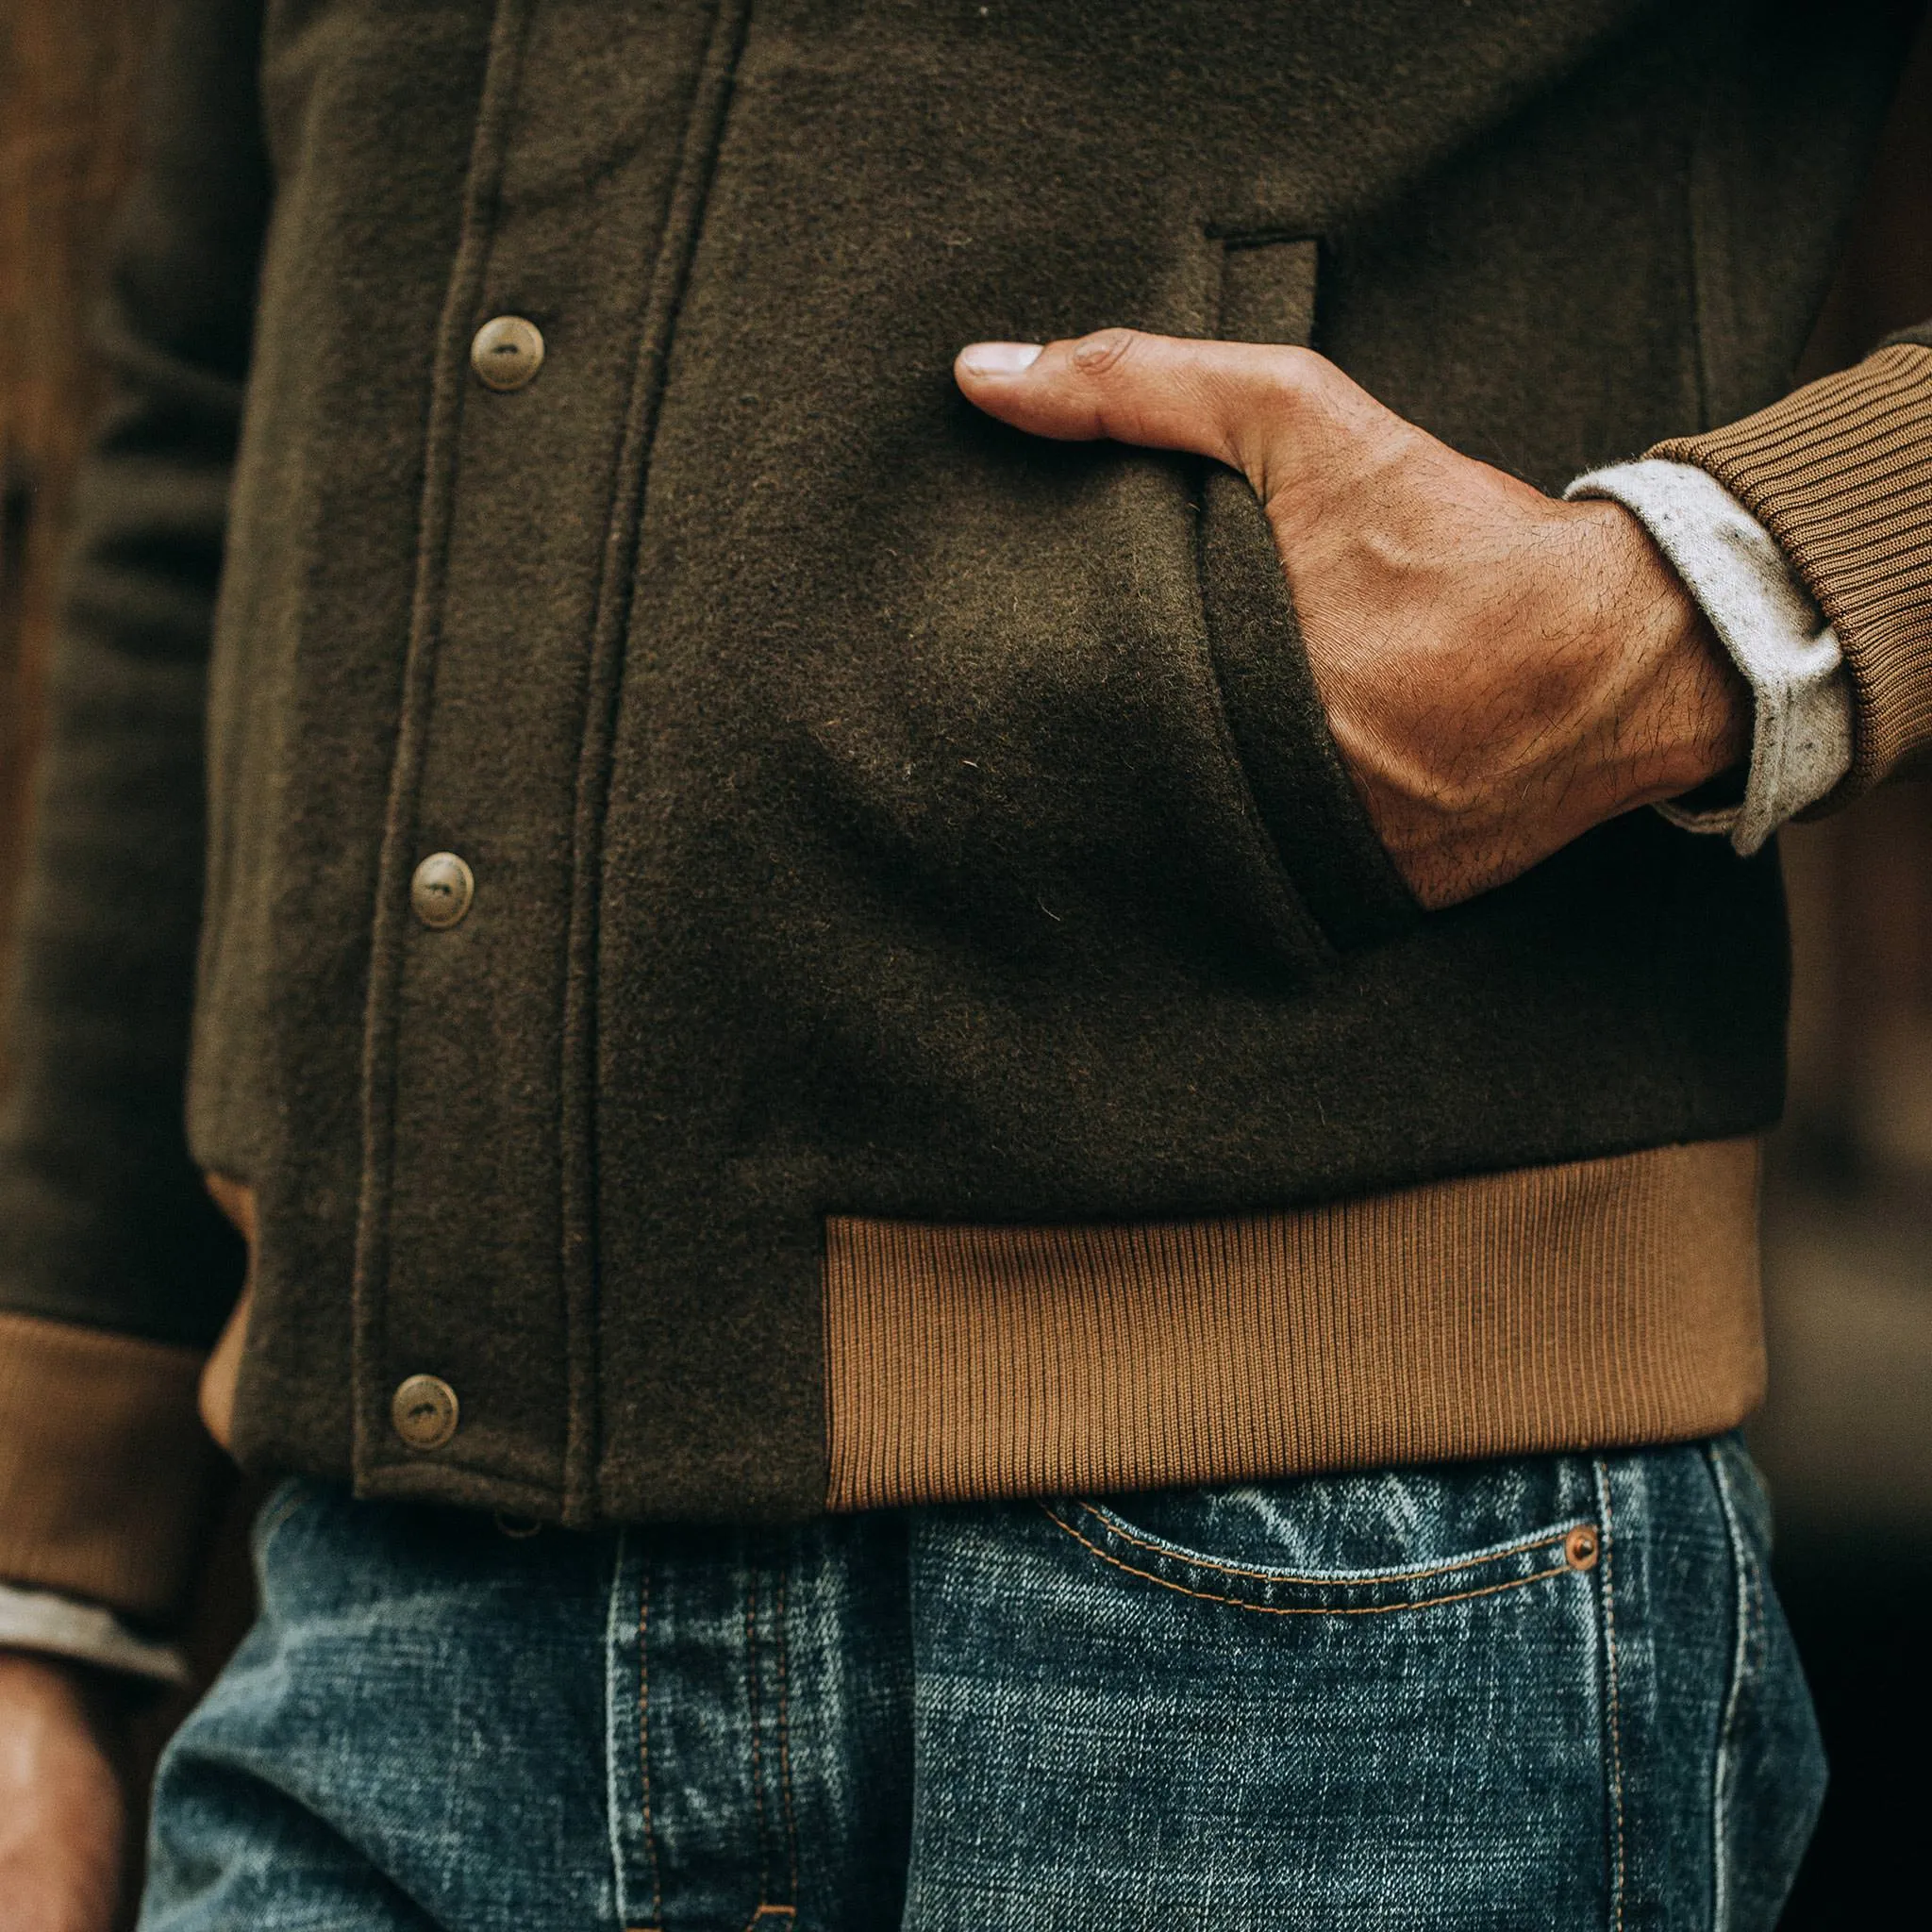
[0,3,262,1877]
[4,5,1930,1924]
[0,0,149,1010]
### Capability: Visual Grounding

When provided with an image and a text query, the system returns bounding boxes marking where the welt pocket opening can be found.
[1194,230,1422,956]
[1213,231,1322,348]
[1193,465,1421,954]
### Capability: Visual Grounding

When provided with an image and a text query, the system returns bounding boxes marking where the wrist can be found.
[0,1649,131,1930]
[0,1648,134,1737]
[1569,500,1751,813]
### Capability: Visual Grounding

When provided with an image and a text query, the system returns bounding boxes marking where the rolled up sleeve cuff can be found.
[1651,341,1932,806]
[0,1309,224,1627]
[0,1580,191,1684]
[1566,458,1851,854]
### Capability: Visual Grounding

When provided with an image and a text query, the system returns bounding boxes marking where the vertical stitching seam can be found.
[774,1569,800,1905]
[605,1531,641,1932]
[745,1563,772,1907]
[1748,1500,1766,1675]
[1595,1457,1627,1932]
[1707,1444,1757,1932]
[639,1552,663,1925]
[555,0,753,1524]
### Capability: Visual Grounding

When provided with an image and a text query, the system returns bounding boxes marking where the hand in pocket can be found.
[956,331,1747,908]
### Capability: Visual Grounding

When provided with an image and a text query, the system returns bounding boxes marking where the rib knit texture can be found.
[825,1141,1763,1509]
[0,1311,220,1624]
[1655,341,1932,801]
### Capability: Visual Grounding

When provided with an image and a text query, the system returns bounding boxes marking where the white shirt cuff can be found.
[1565,458,1852,855]
[0,1580,191,1686]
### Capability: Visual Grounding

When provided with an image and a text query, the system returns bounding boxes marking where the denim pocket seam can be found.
[774,1572,801,1907]
[1042,1503,1590,1618]
[1592,1457,1627,1932]
[1707,1440,1763,1932]
[636,1544,665,1929]
[1062,1499,1594,1589]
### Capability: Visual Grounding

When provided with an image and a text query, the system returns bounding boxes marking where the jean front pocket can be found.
[1043,1495,1602,1618]
[1046,1453,1603,1618]
[908,1457,1624,1925]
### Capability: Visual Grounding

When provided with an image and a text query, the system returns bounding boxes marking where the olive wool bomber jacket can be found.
[6,0,1932,1628]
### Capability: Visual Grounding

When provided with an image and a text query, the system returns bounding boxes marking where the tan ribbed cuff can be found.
[0,1310,224,1625]
[1653,341,1932,803]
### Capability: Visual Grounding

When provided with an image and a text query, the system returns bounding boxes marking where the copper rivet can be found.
[493,1512,541,1540]
[1565,1525,1600,1572]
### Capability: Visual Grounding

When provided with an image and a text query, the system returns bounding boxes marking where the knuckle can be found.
[1069,327,1141,376]
[1261,346,1319,410]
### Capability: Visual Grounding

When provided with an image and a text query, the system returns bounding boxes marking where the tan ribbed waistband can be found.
[823,1138,1762,1510]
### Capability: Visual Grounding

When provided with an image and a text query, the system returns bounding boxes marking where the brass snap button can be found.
[470,315,545,391]
[1564,1525,1601,1572]
[410,851,475,930]
[391,1374,459,1451]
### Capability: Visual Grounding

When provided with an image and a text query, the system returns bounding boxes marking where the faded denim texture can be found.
[141,1439,1822,1931]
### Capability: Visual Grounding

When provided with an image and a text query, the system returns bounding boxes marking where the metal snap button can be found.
[410,851,475,930]
[1564,1525,1601,1572]
[470,315,545,391]
[391,1374,459,1451]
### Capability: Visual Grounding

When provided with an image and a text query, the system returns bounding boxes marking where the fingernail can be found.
[959,341,1043,376]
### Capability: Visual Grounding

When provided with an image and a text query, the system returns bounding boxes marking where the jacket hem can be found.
[823,1138,1764,1509]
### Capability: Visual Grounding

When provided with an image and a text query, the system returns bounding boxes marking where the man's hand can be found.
[956,330,1750,909]
[0,1653,127,1932]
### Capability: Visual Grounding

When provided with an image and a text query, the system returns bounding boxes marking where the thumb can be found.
[955,327,1309,481]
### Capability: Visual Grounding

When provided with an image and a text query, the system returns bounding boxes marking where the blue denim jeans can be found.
[141,1439,1822,1930]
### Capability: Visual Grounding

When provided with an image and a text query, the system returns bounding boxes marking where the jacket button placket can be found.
[369,2,721,1515]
